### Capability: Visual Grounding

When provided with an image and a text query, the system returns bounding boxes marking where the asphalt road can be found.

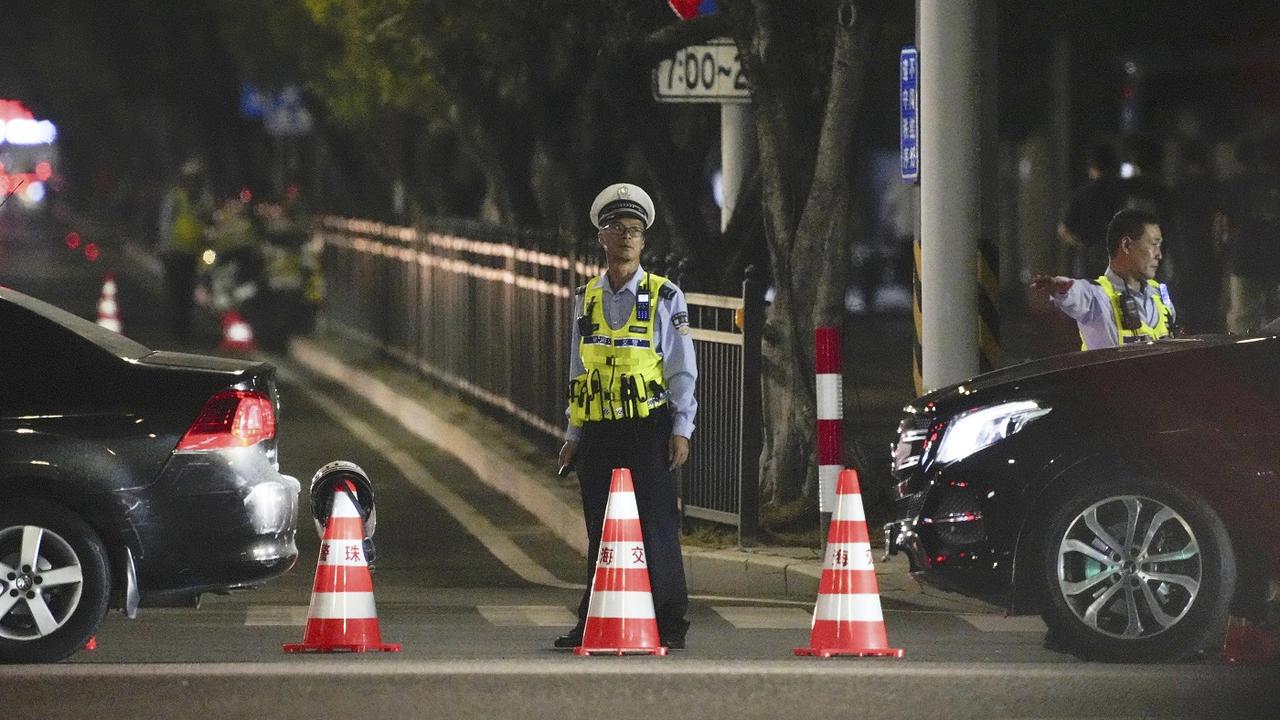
[2,210,1277,719]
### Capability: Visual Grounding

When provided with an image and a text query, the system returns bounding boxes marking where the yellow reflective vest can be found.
[568,272,672,425]
[1082,275,1173,350]
[170,189,205,252]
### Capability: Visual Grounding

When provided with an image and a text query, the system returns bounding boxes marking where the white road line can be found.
[279,366,579,590]
[244,605,310,626]
[712,606,812,629]
[959,614,1048,633]
[477,605,578,627]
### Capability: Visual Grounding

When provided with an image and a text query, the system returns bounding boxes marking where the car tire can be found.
[1037,476,1236,663]
[0,499,111,663]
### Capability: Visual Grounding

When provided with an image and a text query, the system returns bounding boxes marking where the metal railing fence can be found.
[315,216,763,539]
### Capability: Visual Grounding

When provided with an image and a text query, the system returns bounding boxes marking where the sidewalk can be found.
[288,330,997,614]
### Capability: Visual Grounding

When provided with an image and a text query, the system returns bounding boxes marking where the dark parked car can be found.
[885,336,1280,662]
[0,286,299,662]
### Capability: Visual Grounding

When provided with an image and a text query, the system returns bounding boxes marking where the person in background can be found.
[1217,134,1280,334]
[1058,142,1123,278]
[157,158,213,340]
[1170,140,1223,332]
[555,183,697,651]
[1032,208,1175,350]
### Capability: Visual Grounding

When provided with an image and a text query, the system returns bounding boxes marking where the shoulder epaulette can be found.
[575,284,587,296]
[658,282,677,301]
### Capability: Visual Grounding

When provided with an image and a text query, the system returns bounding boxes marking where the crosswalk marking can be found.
[959,614,1047,633]
[712,606,812,629]
[477,605,578,627]
[244,606,310,626]
[236,604,1041,632]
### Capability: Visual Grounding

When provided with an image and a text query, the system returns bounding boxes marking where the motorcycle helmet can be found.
[309,460,377,540]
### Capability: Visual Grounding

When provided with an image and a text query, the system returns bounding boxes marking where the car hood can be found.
[134,350,267,375]
[910,335,1256,412]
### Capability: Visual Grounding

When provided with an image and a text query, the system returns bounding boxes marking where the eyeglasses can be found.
[600,223,644,240]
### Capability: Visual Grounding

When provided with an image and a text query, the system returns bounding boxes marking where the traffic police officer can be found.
[555,183,698,650]
[1032,208,1176,350]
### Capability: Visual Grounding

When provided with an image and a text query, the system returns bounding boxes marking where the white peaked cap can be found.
[589,183,656,229]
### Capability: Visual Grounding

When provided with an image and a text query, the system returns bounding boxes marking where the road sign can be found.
[262,85,314,137]
[652,38,749,104]
[668,0,719,20]
[900,46,919,182]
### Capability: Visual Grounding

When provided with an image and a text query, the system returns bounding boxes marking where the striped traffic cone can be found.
[575,468,667,656]
[1221,616,1278,665]
[96,274,122,333]
[284,478,400,653]
[796,468,903,658]
[219,310,257,352]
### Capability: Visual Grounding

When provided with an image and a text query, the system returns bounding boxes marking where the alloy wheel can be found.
[0,525,86,641]
[1056,494,1201,639]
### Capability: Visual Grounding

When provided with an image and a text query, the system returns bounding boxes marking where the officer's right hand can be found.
[1029,273,1073,295]
[558,440,579,476]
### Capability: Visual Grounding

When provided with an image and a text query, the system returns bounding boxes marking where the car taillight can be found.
[176,390,277,451]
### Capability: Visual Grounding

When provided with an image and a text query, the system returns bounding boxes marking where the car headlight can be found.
[935,400,1051,464]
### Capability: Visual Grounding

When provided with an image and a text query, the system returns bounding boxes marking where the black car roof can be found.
[0,285,151,361]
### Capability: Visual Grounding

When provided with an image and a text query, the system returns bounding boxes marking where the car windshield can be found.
[0,286,151,360]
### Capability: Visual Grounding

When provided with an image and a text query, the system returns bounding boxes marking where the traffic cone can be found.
[796,468,904,658]
[575,468,667,656]
[1221,616,1278,665]
[284,478,400,653]
[219,310,257,352]
[95,274,122,333]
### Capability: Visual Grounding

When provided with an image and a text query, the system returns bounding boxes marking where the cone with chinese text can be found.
[284,479,400,653]
[575,467,667,656]
[796,468,903,658]
[219,310,257,352]
[96,275,122,333]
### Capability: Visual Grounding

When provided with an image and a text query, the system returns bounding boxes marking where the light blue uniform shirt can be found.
[1050,267,1175,350]
[565,266,698,441]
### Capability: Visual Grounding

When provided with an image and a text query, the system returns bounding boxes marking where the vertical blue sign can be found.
[900,46,919,182]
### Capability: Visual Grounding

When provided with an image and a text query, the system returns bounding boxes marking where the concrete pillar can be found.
[919,0,991,391]
[721,103,753,232]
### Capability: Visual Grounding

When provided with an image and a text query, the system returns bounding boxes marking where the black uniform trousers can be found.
[574,406,689,640]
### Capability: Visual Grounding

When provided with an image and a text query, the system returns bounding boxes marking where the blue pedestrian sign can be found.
[900,46,919,182]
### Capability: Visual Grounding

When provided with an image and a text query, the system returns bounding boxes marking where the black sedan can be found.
[0,286,299,662]
[885,336,1280,662]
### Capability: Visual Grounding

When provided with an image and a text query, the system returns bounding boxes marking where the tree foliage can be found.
[2,0,897,515]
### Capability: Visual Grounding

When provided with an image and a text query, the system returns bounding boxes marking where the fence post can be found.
[738,265,765,546]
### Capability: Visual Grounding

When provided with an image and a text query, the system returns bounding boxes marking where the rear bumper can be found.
[129,448,300,596]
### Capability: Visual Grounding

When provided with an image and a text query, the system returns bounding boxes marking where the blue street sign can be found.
[900,46,919,182]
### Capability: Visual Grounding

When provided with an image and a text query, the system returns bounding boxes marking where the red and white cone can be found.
[1221,616,1278,665]
[284,479,400,653]
[219,310,257,352]
[96,275,122,334]
[575,468,667,656]
[796,468,904,658]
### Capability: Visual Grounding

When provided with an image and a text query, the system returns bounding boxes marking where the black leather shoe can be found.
[660,618,689,650]
[553,627,584,649]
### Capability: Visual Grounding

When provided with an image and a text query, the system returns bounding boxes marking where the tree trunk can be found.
[725,0,886,510]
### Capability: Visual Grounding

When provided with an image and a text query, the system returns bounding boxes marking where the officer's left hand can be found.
[668,435,690,470]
